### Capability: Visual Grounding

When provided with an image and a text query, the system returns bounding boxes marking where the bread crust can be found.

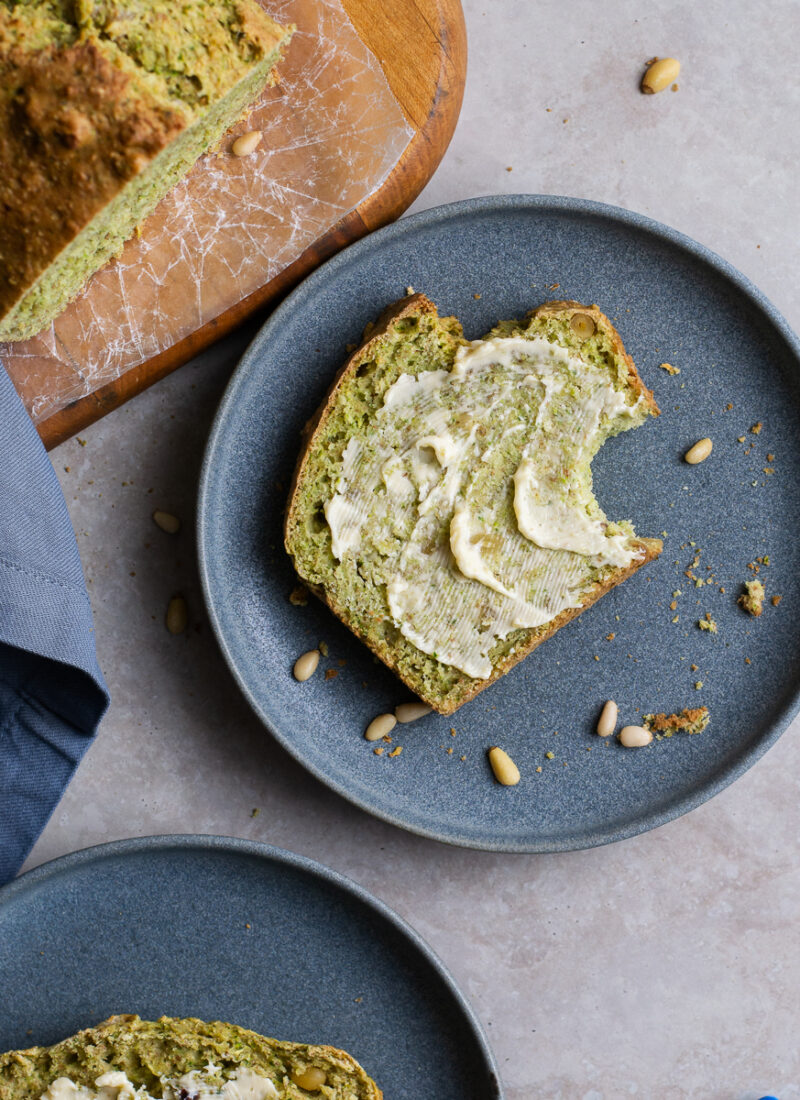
[285,295,662,714]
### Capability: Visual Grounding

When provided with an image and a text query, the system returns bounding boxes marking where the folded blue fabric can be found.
[0,366,109,884]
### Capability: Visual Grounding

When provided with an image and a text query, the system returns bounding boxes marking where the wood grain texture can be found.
[38,0,466,450]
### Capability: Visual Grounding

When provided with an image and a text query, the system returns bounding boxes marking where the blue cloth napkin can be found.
[0,366,109,884]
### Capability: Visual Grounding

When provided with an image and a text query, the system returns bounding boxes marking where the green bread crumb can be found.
[738,578,765,617]
[644,707,710,736]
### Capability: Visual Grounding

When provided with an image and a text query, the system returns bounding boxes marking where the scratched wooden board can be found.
[31,0,466,449]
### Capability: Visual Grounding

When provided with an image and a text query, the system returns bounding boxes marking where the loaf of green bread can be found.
[285,294,662,714]
[0,0,293,342]
[0,1015,381,1100]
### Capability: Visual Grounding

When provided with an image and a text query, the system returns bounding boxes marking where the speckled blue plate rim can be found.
[0,834,502,1095]
[197,193,800,853]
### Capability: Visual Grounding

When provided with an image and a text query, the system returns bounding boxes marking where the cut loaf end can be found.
[0,1,293,342]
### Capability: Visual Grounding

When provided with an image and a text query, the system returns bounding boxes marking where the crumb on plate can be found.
[289,584,309,606]
[739,579,765,617]
[644,707,710,737]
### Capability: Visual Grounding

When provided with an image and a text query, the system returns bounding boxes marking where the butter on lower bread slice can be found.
[285,294,662,714]
[0,1015,382,1100]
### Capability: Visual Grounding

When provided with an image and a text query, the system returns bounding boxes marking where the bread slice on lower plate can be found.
[285,294,662,715]
[0,1015,381,1100]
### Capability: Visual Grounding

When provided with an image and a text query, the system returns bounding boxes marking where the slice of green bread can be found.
[285,294,662,714]
[0,1,293,342]
[0,1015,382,1100]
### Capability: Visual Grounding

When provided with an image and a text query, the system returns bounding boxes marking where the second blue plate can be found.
[0,836,499,1098]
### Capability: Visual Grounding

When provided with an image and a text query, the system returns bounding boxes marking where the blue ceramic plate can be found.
[198,194,800,851]
[0,835,500,1099]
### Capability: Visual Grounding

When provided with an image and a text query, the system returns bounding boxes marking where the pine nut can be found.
[488,746,521,786]
[165,595,188,634]
[152,509,180,534]
[395,702,432,723]
[642,57,681,94]
[232,130,262,156]
[570,312,596,340]
[619,725,653,748]
[684,437,712,464]
[597,699,618,737]
[365,713,396,741]
[291,1066,326,1091]
[293,649,320,682]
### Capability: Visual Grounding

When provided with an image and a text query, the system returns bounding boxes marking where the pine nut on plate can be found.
[597,700,618,737]
[488,746,521,785]
[395,702,432,723]
[293,649,320,682]
[684,437,713,464]
[619,725,653,748]
[365,713,397,741]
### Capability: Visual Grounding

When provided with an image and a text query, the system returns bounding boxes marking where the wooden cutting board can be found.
[37,0,466,450]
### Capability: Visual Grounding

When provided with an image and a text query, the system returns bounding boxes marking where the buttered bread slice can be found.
[0,1015,381,1100]
[285,294,661,714]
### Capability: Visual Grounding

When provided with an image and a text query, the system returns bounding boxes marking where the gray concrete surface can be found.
[26,3,800,1096]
